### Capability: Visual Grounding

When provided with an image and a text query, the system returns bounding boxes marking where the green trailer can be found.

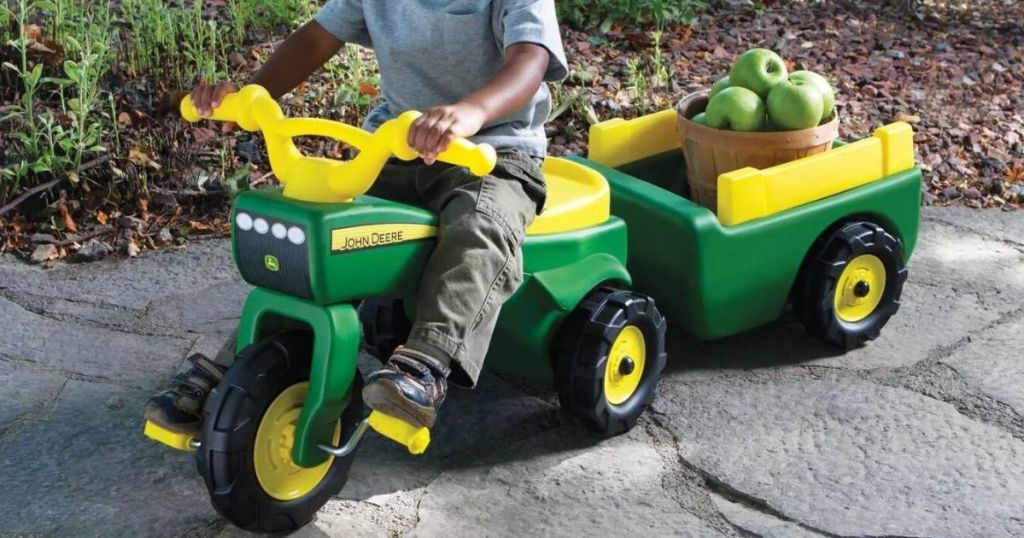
[575,109,920,347]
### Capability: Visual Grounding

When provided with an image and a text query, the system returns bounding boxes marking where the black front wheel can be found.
[794,221,907,349]
[196,332,364,533]
[555,288,667,437]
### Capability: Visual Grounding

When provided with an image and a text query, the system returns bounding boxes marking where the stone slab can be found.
[0,380,218,537]
[0,360,66,434]
[941,314,1024,415]
[410,427,724,538]
[657,373,1024,537]
[0,296,190,389]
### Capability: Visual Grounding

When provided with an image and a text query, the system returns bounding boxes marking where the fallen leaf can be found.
[358,82,378,98]
[96,210,109,225]
[30,243,58,264]
[229,51,247,69]
[129,147,162,170]
[895,112,921,124]
[28,41,57,54]
[190,127,218,145]
[188,220,215,231]
[124,239,141,257]
[23,23,43,42]
[58,202,78,233]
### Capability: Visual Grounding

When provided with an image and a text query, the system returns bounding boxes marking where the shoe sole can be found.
[362,381,437,429]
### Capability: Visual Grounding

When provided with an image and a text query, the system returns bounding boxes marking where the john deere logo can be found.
[264,255,280,272]
[331,223,438,253]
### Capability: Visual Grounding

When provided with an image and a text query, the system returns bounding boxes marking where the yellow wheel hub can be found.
[834,254,887,323]
[604,325,646,406]
[254,382,340,501]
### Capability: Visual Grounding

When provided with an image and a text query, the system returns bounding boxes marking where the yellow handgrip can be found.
[369,111,498,176]
[179,84,498,203]
[367,410,431,455]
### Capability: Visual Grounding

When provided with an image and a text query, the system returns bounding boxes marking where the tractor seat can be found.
[526,157,610,235]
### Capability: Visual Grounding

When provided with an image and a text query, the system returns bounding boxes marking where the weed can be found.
[649,30,670,89]
[557,0,712,27]
[627,57,649,114]
[1,0,326,204]
[328,44,380,118]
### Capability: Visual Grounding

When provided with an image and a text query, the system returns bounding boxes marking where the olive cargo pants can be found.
[215,150,546,388]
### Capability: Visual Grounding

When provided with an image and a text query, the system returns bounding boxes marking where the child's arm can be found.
[190,21,344,117]
[408,42,551,164]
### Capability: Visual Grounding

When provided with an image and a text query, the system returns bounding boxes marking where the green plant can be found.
[649,30,670,89]
[557,0,711,27]
[229,0,256,47]
[2,0,113,190]
[1,0,324,206]
[3,0,55,175]
[179,0,225,84]
[548,81,598,125]
[59,46,110,174]
[329,44,380,118]
[626,57,649,114]
[0,1,14,45]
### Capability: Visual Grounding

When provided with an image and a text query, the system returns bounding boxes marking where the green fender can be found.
[484,251,631,382]
[236,288,360,467]
[532,252,632,310]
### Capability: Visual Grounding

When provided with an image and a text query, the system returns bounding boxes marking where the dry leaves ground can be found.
[1,0,1021,263]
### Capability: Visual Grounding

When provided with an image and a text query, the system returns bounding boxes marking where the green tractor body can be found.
[230,190,629,466]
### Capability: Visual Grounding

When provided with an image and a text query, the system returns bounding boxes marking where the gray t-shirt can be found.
[315,0,568,157]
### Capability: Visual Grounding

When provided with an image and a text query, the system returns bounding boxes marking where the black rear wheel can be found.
[555,288,667,437]
[795,221,907,349]
[196,332,364,533]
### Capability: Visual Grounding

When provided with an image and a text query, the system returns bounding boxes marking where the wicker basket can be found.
[676,91,840,212]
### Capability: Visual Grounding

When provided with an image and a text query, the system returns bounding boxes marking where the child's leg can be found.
[409,155,540,386]
[363,151,544,426]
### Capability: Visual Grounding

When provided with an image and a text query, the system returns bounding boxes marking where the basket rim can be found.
[676,90,839,147]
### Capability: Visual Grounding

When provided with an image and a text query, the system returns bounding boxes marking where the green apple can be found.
[705,87,766,132]
[766,79,825,130]
[789,70,834,119]
[709,76,730,99]
[729,48,788,99]
[691,112,708,125]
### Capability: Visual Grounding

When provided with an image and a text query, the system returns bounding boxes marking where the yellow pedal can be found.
[143,420,197,452]
[367,411,431,455]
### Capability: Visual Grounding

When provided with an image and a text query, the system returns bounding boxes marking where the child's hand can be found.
[191,81,238,132]
[408,102,487,165]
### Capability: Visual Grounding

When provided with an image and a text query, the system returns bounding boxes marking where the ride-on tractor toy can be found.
[144,85,920,534]
[143,85,667,532]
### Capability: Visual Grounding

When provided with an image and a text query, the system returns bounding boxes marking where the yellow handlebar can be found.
[180,85,497,203]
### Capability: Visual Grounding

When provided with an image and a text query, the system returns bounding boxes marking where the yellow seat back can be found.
[527,158,610,236]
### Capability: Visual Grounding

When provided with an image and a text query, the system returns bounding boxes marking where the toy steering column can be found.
[181,84,497,204]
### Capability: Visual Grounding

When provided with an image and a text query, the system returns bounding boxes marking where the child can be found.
[144,0,567,433]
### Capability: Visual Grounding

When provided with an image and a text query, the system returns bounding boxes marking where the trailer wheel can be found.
[197,332,364,533]
[359,298,412,360]
[795,221,907,349]
[555,288,667,437]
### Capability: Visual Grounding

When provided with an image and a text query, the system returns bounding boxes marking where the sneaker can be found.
[362,346,449,429]
[143,354,227,436]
